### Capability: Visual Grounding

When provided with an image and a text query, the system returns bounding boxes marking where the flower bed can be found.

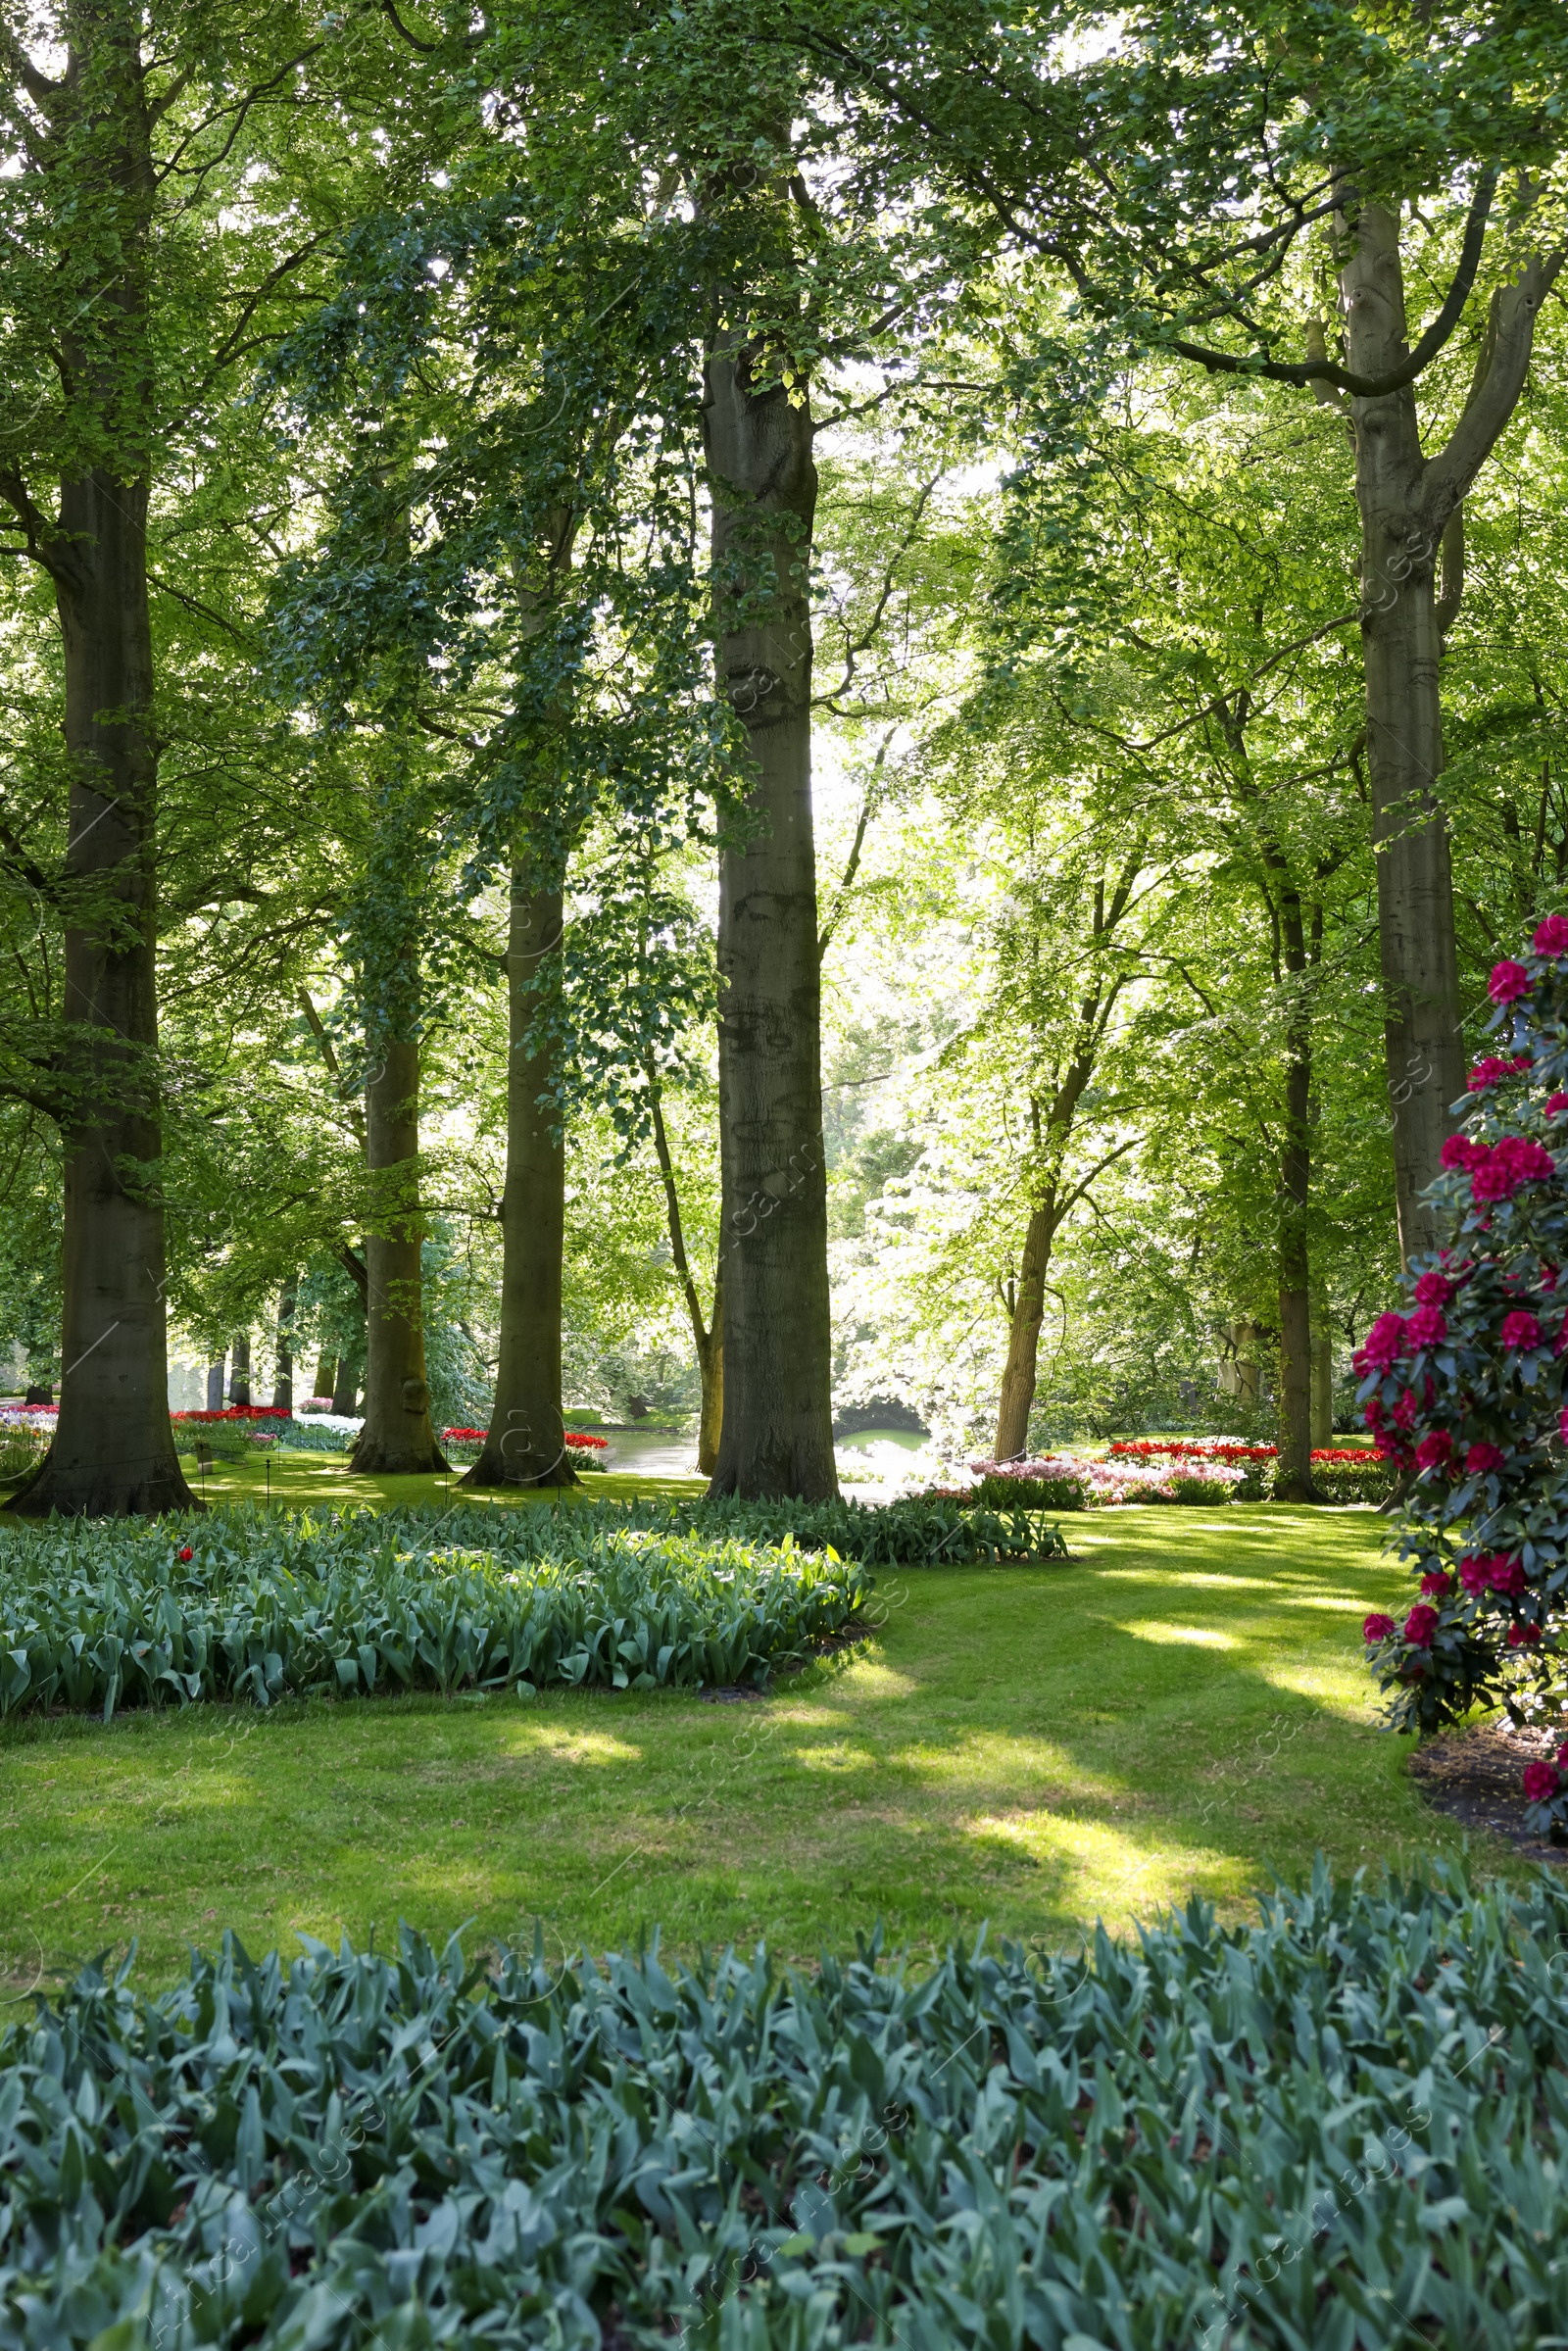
[171,1409,288,1463]
[0,1409,50,1484]
[1104,1441,1394,1503]
[0,1508,870,1717]
[438,1425,612,1470]
[2,1860,1564,2346]
[1107,1439,1375,1464]
[272,1419,357,1454]
[967,1455,1249,1508]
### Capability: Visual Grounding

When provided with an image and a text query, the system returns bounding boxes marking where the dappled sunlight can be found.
[1256,1661,1388,1716]
[813,1656,918,1698]
[1118,1619,1242,1649]
[791,1742,883,1775]
[1277,1593,1378,1613]
[1098,1569,1280,1592]
[494,1725,646,1767]
[0,1512,1496,1988]
[889,1728,1101,1792]
[963,1807,1248,1933]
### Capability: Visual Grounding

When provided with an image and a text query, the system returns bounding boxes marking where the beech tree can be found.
[0,0,408,1512]
[788,0,1568,1263]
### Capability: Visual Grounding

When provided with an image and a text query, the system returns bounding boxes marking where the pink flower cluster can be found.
[1500,1310,1544,1350]
[1459,1551,1524,1596]
[1490,960,1534,1004]
[1356,1312,1411,1372]
[1363,1605,1439,1647]
[1441,1132,1558,1203]
[1468,1053,1532,1091]
[1536,915,1568,957]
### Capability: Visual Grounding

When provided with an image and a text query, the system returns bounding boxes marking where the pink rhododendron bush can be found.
[1360,917,1568,1832]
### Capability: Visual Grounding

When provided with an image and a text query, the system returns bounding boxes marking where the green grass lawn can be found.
[0,1501,1511,1997]
[177,1445,708,1512]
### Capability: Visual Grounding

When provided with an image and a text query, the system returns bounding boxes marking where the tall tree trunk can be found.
[1274,1069,1317,1500]
[697,1263,724,1481]
[704,340,836,1501]
[994,1201,1054,1462]
[312,1350,336,1400]
[1338,201,1556,1259]
[464,880,578,1489]
[206,1359,225,1412]
[350,1041,447,1474]
[1273,887,1321,1501]
[330,1349,360,1415]
[3,481,192,1515]
[2,15,193,1519]
[271,1281,297,1410]
[228,1333,251,1408]
[1310,1327,1334,1449]
[645,1059,722,1476]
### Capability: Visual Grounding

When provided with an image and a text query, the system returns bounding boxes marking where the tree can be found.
[787,0,1568,1261]
[0,0,410,1511]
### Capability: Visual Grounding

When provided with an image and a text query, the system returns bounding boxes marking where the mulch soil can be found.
[1408,1717,1568,1862]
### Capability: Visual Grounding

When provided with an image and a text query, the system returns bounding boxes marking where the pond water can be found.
[592,1425,933,1485]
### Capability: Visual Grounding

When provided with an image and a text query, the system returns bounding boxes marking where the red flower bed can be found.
[1107,1440,1374,1464]
[438,1428,611,1450]
[172,1406,291,1423]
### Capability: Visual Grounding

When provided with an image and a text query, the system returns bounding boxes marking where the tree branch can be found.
[1170,171,1497,397]
[1423,249,1566,525]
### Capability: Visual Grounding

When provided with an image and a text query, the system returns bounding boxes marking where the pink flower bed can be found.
[971,1454,1248,1506]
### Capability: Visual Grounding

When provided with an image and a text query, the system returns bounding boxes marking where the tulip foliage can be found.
[1360,918,1568,1828]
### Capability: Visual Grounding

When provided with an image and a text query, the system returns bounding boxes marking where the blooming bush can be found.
[1358,919,1568,1829]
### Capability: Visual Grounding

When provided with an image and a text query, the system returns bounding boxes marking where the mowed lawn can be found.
[0,1502,1511,1994]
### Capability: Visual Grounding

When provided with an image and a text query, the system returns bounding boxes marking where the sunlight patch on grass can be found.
[810,1656,915,1697]
[1278,1593,1380,1613]
[1119,1620,1242,1649]
[1096,1568,1280,1592]
[791,1742,884,1774]
[495,1726,647,1766]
